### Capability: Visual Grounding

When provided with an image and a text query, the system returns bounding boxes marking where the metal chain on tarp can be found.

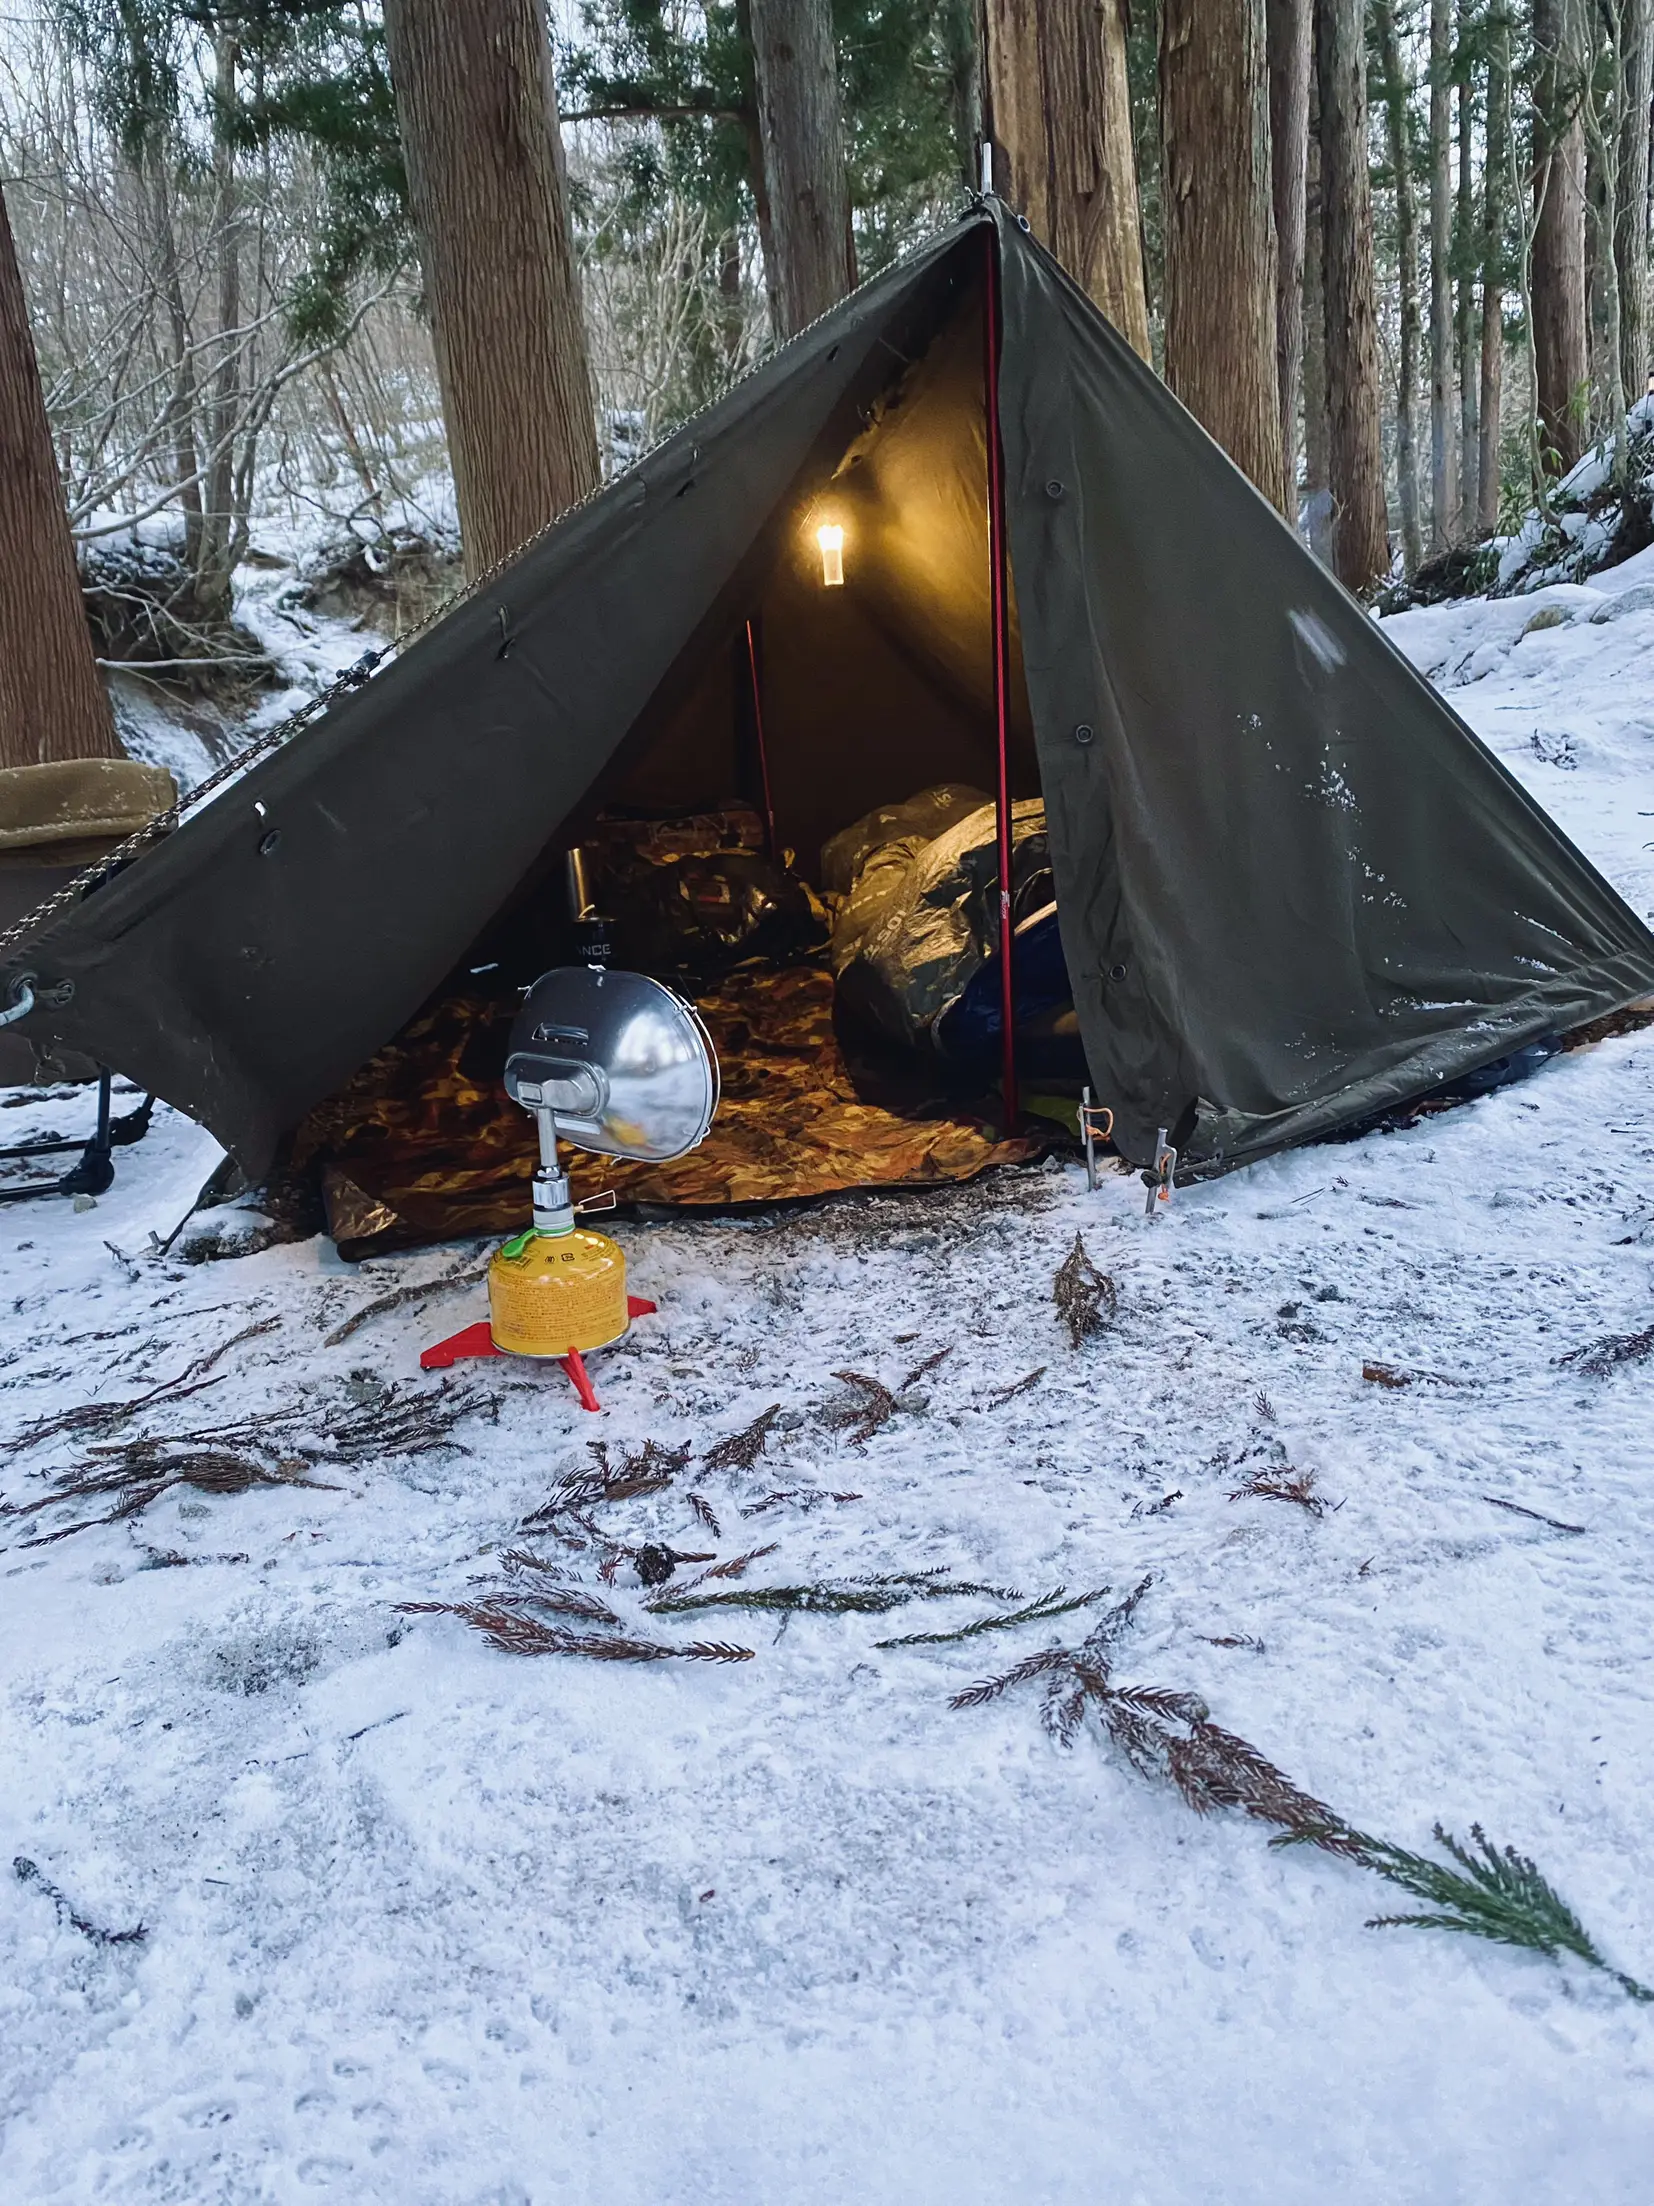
[0,192,993,984]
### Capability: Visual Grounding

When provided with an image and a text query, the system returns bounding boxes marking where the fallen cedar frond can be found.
[950,1644,1081,1713]
[1083,1573,1154,1660]
[700,1405,782,1474]
[647,1582,920,1619]
[650,1572,1019,1621]
[499,1545,566,1579]
[1558,1322,1654,1377]
[521,1437,693,1530]
[395,1601,752,1663]
[1054,1234,1116,1349]
[669,1544,781,1593]
[13,1856,146,1947]
[739,1487,862,1516]
[1228,1468,1325,1517]
[864,1568,1023,1599]
[5,1448,340,1546]
[323,1254,491,1348]
[85,1419,289,1462]
[823,1371,897,1446]
[6,1316,281,1454]
[492,1563,626,1626]
[875,1586,1108,1650]
[1361,1361,1471,1390]
[984,1367,1046,1410]
[899,1346,953,1391]
[8,1370,227,1454]
[953,1588,1341,1835]
[1270,1822,1653,2000]
[134,1545,250,1570]
[950,1575,1654,2003]
[688,1492,722,1538]
[61,1382,482,1478]
[1253,1391,1277,1423]
[1481,1495,1587,1536]
[322,1380,488,1461]
[948,1575,1149,1714]
[587,1436,694,1498]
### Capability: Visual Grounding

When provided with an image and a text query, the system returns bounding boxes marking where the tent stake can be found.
[744,616,779,863]
[982,220,1019,1137]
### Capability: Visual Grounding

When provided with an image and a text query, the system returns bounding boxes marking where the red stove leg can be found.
[562,1346,603,1412]
[419,1321,501,1371]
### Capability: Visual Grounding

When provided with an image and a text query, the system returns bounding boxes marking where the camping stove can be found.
[421,964,719,1409]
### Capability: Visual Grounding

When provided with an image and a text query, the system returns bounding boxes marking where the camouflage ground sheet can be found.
[293,962,1054,1256]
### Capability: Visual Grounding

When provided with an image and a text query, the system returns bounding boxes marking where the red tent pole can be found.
[982,222,1019,1136]
[744,615,779,862]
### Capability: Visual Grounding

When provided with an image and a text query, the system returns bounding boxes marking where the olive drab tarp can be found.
[6,201,1654,1187]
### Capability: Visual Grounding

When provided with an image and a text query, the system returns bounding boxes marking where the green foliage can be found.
[47,1,410,344]
[649,1572,1024,1618]
[835,0,972,270]
[51,0,185,161]
[562,0,967,273]
[874,1586,1108,1650]
[562,0,755,238]
[1282,1822,1654,2001]
[232,6,411,345]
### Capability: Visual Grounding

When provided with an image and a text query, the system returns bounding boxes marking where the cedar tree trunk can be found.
[1303,109,1336,560]
[383,0,599,578]
[981,0,1151,360]
[1479,8,1511,532]
[1266,0,1312,513]
[747,0,854,338]
[1428,0,1457,547]
[1159,0,1286,511]
[1375,2,1424,574]
[1532,0,1590,473]
[1316,0,1390,587]
[1456,42,1479,537]
[1617,0,1652,404]
[0,186,119,768]
[199,29,240,620]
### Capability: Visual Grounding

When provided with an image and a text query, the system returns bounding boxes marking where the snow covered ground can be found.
[2,579,1652,2204]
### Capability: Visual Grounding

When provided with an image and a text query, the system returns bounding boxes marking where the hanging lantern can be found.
[817,522,845,587]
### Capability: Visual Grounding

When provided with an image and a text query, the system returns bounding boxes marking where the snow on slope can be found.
[0,588,1652,2205]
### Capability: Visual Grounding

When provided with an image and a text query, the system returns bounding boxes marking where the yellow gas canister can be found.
[486,1226,629,1357]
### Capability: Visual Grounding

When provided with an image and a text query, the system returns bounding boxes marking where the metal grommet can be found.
[1045,479,1064,499]
[1017,214,1032,233]
[1074,722,1094,745]
[258,829,281,857]
[1108,963,1127,982]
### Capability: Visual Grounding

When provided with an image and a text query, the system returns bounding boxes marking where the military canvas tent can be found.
[5,198,1653,1241]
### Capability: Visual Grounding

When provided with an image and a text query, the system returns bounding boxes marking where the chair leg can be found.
[56,1068,115,1197]
[0,1067,116,1202]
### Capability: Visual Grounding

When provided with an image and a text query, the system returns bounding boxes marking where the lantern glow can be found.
[817,522,845,587]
